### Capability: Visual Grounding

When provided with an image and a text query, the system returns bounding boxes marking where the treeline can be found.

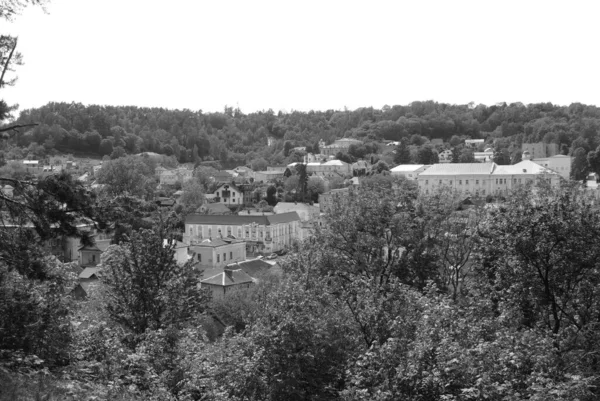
[6,101,600,168]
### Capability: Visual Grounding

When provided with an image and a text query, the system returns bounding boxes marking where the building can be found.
[288,160,351,177]
[190,238,246,269]
[155,166,193,186]
[78,239,112,267]
[465,139,485,149]
[184,212,301,254]
[254,170,285,183]
[417,161,560,196]
[530,154,572,180]
[213,183,244,206]
[200,267,254,299]
[474,148,494,163]
[320,138,363,156]
[198,203,232,215]
[273,202,320,222]
[319,187,350,213]
[390,164,430,180]
[438,149,453,163]
[521,142,559,159]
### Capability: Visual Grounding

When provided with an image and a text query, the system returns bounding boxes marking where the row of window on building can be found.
[425,178,533,186]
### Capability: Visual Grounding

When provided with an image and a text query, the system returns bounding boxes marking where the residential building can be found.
[390,164,430,180]
[190,238,246,269]
[78,239,111,267]
[521,142,559,159]
[474,149,494,163]
[273,202,320,222]
[320,138,363,156]
[254,170,285,183]
[438,149,453,163]
[200,267,254,299]
[213,183,244,206]
[465,139,485,149]
[417,160,560,196]
[288,160,351,177]
[184,212,301,254]
[156,166,193,185]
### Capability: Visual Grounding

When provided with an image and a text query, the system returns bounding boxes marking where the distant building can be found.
[78,239,111,267]
[190,238,246,269]
[390,164,430,180]
[319,187,350,213]
[213,183,244,206]
[184,212,302,254]
[465,139,485,149]
[474,148,494,163]
[438,149,453,163]
[529,154,572,180]
[417,161,560,196]
[320,138,363,156]
[200,267,254,299]
[155,166,193,185]
[273,202,320,222]
[521,142,559,159]
[254,170,285,183]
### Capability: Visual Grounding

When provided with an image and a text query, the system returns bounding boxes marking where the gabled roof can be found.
[201,269,254,286]
[78,240,111,252]
[185,212,300,226]
[79,267,99,279]
[214,182,241,192]
[418,163,496,176]
[227,258,272,278]
[493,160,558,175]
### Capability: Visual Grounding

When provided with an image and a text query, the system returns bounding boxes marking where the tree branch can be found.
[0,123,39,134]
[0,37,18,89]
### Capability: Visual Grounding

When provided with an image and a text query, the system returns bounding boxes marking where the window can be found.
[245,227,249,237]
[466,180,469,185]
[227,226,232,236]
[439,180,442,185]
[459,180,462,185]
[223,253,226,261]
[495,179,498,184]
[476,180,479,185]
[238,227,242,237]
[198,254,201,262]
[425,180,428,185]
[449,180,452,185]
[230,251,233,259]
[217,254,220,263]
[208,228,212,237]
[482,189,486,195]
[92,254,96,262]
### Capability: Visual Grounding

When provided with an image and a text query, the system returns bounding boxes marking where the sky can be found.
[3,0,600,114]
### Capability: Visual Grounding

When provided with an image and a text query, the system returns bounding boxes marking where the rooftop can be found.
[419,163,495,176]
[390,164,426,172]
[79,267,99,279]
[186,212,300,226]
[201,269,254,286]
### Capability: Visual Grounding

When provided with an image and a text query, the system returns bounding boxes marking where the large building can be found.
[521,142,559,159]
[417,160,560,196]
[320,138,363,156]
[288,160,351,177]
[184,212,301,254]
[529,154,572,180]
[190,238,246,269]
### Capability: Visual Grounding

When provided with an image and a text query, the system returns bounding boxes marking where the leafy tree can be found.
[571,147,589,180]
[458,147,475,163]
[393,140,411,164]
[416,145,439,164]
[179,180,205,211]
[100,227,208,335]
[95,155,154,199]
[265,185,277,206]
[99,138,113,156]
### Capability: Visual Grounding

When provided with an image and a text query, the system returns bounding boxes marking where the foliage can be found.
[100,226,209,335]
[95,155,154,199]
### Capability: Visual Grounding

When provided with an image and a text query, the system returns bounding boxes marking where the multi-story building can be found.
[529,154,572,180]
[521,142,559,159]
[184,212,301,254]
[155,166,193,186]
[417,160,560,196]
[320,138,363,156]
[190,238,246,269]
[213,183,244,206]
[288,160,351,177]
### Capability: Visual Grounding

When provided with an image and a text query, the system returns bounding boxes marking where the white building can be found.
[390,164,430,180]
[530,154,572,180]
[465,139,484,149]
[213,183,244,206]
[417,160,560,196]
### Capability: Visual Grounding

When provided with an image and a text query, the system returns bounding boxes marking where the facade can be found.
[530,154,572,180]
[273,202,320,222]
[213,183,244,206]
[320,138,363,156]
[184,212,301,254]
[474,150,494,163]
[190,238,246,269]
[417,161,560,196]
[288,160,351,177]
[438,149,453,163]
[465,139,485,149]
[522,142,559,159]
[78,239,111,267]
[390,164,430,180]
[156,167,193,185]
[254,170,285,183]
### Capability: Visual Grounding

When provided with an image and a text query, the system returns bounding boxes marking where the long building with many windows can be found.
[184,212,301,254]
[417,160,561,196]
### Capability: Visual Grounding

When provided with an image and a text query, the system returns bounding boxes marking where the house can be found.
[390,164,430,180]
[156,197,176,207]
[465,139,485,149]
[213,183,244,206]
[190,238,246,269]
[320,138,363,156]
[71,267,102,300]
[184,212,301,254]
[351,160,370,176]
[79,267,100,281]
[474,149,494,163]
[78,239,112,267]
[227,258,274,279]
[156,167,193,186]
[288,160,352,177]
[438,149,453,163]
[254,170,285,183]
[522,142,559,159]
[200,267,254,299]
[417,160,560,196]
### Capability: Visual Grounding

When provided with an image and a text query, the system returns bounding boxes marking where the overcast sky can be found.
[3,0,600,114]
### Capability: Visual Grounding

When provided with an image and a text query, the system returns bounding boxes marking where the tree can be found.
[100,227,208,335]
[416,145,439,164]
[99,138,113,156]
[393,141,411,164]
[372,160,389,174]
[295,163,308,201]
[179,180,205,211]
[571,147,588,180]
[95,155,154,199]
[265,185,278,206]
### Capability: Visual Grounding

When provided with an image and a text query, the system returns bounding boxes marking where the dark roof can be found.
[201,269,254,286]
[78,239,111,252]
[185,212,300,226]
[215,182,241,192]
[227,258,272,278]
[199,203,231,214]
